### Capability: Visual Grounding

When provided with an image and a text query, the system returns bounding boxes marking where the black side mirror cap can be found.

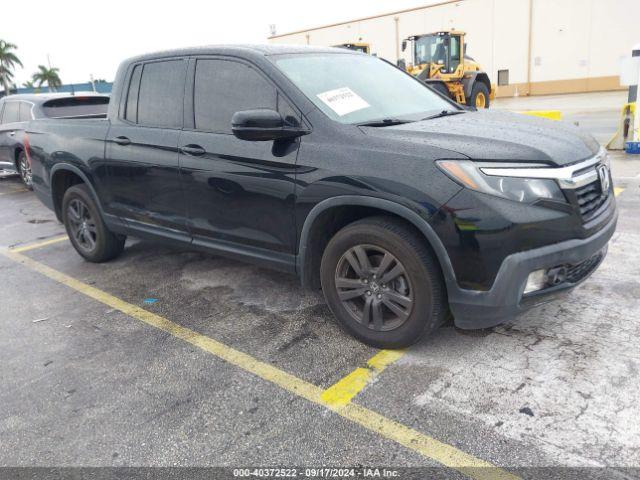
[231,109,310,142]
[401,40,407,52]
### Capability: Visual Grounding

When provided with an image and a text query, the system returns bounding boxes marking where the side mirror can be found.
[231,109,309,141]
[401,40,407,52]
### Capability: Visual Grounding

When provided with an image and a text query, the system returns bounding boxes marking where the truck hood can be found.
[364,110,600,166]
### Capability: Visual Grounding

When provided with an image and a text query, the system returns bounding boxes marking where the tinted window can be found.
[194,59,277,133]
[41,97,109,118]
[137,60,185,128]
[2,101,20,123]
[19,102,33,121]
[125,64,142,122]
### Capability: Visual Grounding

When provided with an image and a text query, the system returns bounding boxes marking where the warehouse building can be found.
[269,0,638,97]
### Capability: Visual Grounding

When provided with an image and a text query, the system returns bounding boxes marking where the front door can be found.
[178,57,301,267]
[0,101,22,169]
[102,59,188,237]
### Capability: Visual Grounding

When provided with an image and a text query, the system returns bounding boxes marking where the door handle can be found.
[113,136,131,146]
[179,144,206,156]
[9,131,15,136]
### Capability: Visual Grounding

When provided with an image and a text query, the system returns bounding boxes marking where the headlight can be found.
[436,160,566,204]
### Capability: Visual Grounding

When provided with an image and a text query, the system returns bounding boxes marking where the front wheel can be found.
[17,151,33,190]
[62,184,126,263]
[468,82,490,109]
[320,217,447,348]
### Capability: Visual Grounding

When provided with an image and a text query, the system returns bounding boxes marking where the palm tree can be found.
[32,65,62,92]
[22,79,40,93]
[0,40,23,96]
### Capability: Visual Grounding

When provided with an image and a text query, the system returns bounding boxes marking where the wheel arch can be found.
[297,196,457,295]
[13,146,24,171]
[463,72,491,99]
[50,164,103,222]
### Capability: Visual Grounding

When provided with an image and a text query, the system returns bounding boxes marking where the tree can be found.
[0,40,23,96]
[22,79,40,93]
[32,65,62,92]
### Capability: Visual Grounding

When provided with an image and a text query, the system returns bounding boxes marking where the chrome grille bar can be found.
[478,148,607,189]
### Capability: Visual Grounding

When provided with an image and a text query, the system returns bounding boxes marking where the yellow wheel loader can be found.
[400,31,494,108]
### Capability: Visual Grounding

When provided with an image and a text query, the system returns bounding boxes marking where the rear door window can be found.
[2,102,20,123]
[193,59,277,133]
[136,59,186,128]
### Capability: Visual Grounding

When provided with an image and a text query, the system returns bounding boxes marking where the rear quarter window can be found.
[42,97,109,118]
[1,101,20,123]
[125,64,142,122]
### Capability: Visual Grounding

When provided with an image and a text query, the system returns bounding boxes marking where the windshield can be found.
[273,53,453,125]
[415,35,446,66]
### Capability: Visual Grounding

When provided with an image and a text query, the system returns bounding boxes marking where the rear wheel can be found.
[62,184,125,263]
[320,216,447,348]
[468,82,490,109]
[17,151,33,190]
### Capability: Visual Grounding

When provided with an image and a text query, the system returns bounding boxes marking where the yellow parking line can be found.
[2,248,520,480]
[614,187,625,197]
[0,188,29,196]
[518,110,562,121]
[10,235,69,253]
[322,349,406,406]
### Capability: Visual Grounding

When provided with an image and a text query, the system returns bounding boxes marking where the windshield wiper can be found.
[356,118,413,127]
[421,110,466,121]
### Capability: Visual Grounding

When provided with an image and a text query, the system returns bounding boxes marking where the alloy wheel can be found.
[19,154,32,187]
[335,244,414,331]
[67,198,97,252]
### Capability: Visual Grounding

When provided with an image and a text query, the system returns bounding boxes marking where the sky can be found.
[2,0,438,86]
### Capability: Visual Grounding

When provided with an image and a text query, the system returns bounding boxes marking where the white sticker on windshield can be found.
[316,87,370,116]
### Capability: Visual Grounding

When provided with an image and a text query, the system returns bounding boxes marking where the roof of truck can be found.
[124,44,357,63]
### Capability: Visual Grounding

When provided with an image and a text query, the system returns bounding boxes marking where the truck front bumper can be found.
[449,211,618,329]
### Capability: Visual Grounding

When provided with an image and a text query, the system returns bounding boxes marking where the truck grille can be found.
[566,251,603,284]
[575,180,607,220]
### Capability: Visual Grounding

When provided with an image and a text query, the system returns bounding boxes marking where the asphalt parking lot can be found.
[1,140,640,477]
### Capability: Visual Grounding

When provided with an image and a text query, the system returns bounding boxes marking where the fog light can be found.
[524,269,547,294]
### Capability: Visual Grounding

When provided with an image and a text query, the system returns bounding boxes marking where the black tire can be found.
[467,82,490,109]
[428,82,452,100]
[320,216,447,348]
[61,184,125,263]
[17,150,33,190]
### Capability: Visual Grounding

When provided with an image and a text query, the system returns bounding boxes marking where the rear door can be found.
[178,57,301,266]
[103,59,188,238]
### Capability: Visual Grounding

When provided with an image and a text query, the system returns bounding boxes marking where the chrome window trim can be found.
[479,148,607,189]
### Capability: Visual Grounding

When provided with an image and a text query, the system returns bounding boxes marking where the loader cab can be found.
[403,31,464,79]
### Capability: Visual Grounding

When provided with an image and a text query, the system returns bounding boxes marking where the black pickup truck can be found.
[27,45,617,348]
